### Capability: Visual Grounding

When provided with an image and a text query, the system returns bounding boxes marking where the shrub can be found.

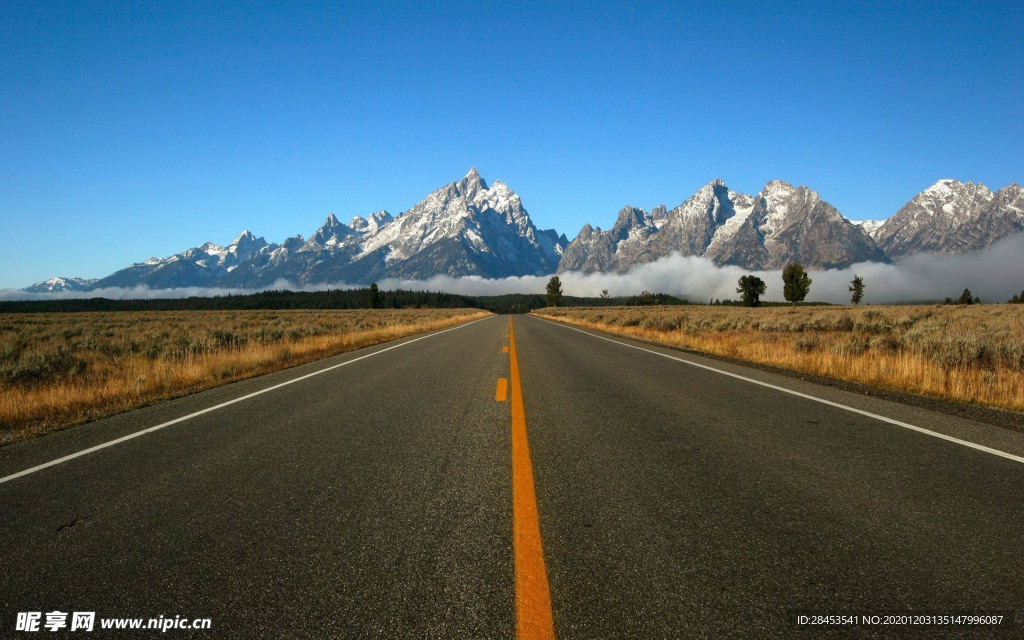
[1,348,87,387]
[833,335,870,357]
[931,338,994,370]
[792,335,821,352]
[870,335,903,353]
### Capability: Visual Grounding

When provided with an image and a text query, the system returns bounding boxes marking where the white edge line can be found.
[534,316,1024,466]
[0,317,489,486]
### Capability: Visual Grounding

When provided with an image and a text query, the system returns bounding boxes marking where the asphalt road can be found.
[2,314,1023,638]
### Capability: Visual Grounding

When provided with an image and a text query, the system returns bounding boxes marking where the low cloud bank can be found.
[5,234,1024,304]
[0,280,360,302]
[385,233,1024,304]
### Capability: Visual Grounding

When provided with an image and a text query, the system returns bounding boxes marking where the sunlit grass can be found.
[0,308,489,444]
[534,305,1024,412]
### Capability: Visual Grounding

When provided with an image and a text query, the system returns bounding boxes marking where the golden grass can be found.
[0,308,489,444]
[534,305,1024,412]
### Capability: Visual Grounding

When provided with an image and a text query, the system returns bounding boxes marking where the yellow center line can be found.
[503,346,509,353]
[508,317,557,640]
[495,377,508,402]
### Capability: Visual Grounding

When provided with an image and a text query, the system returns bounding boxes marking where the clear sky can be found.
[2,0,1022,288]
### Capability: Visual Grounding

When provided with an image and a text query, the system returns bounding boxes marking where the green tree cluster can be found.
[736,275,766,307]
[782,263,812,307]
[945,288,981,305]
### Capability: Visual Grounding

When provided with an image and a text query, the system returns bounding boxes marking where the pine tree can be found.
[782,263,812,307]
[849,275,865,305]
[546,276,563,307]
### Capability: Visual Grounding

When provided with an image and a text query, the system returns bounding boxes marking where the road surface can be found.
[2,314,1023,638]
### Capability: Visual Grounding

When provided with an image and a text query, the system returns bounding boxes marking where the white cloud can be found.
[0,280,361,302]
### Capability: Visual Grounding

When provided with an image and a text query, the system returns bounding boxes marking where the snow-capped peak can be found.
[923,178,962,196]
[24,276,99,293]
[232,230,256,245]
[757,181,823,233]
[303,214,354,250]
[457,167,488,195]
[350,210,394,234]
[909,180,994,219]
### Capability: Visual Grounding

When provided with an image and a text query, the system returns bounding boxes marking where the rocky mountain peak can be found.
[914,179,993,211]
[23,276,99,293]
[872,179,1006,257]
[992,184,1024,216]
[307,214,353,249]
[232,230,256,244]
[226,230,267,265]
[456,167,488,197]
[350,210,394,233]
[610,206,652,240]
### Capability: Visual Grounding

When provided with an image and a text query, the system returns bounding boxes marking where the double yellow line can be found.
[503,318,556,640]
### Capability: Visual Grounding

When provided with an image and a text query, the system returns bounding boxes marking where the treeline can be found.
[476,292,689,314]
[0,288,690,315]
[0,289,476,313]
[708,298,834,307]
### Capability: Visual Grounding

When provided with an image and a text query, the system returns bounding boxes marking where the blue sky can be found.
[2,0,1022,288]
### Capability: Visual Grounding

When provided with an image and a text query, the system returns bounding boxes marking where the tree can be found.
[849,275,865,305]
[635,290,656,305]
[368,283,381,309]
[736,275,766,307]
[782,262,812,307]
[599,289,610,300]
[546,276,563,307]
[1013,294,1022,304]
[958,288,974,305]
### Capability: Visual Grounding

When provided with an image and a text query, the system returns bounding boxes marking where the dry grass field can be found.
[0,308,488,444]
[534,305,1024,412]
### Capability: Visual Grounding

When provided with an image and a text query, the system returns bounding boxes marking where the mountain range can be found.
[25,170,1024,292]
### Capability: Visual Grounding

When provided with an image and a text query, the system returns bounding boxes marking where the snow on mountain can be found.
[23,276,99,293]
[854,220,884,238]
[560,179,883,272]
[874,179,1024,257]
[301,215,354,251]
[349,211,394,234]
[22,172,1024,294]
[88,231,270,289]
[348,168,565,279]
[192,169,567,288]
